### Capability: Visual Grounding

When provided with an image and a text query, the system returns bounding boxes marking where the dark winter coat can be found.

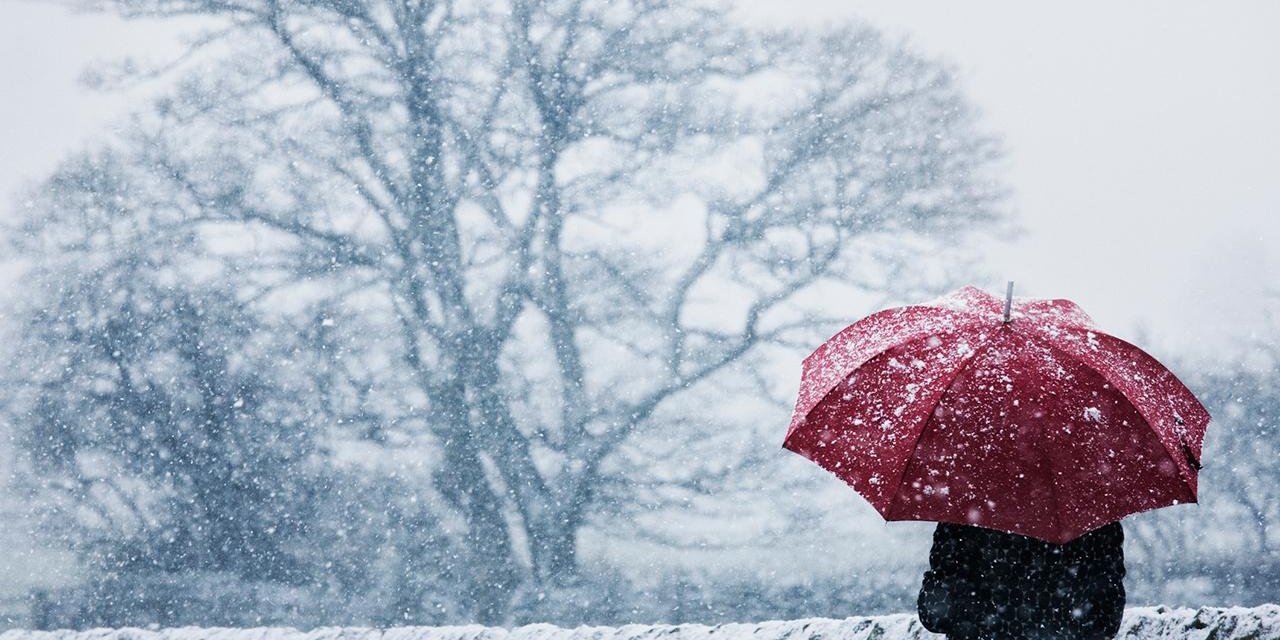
[917,521,1125,640]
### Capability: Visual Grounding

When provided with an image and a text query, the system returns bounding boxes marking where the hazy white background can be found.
[9,0,1277,359]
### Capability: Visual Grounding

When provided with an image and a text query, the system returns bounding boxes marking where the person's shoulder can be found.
[1102,520,1124,542]
[933,522,988,547]
[936,522,994,538]
[1094,520,1123,538]
[935,523,1019,550]
[1073,521,1124,547]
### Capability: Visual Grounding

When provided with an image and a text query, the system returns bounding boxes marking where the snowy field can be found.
[4,606,1279,640]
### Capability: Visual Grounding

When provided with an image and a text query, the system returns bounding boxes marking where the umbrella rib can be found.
[1017,330,1198,503]
[883,327,1007,520]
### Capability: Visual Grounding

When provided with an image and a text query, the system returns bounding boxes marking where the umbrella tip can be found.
[1003,280,1014,322]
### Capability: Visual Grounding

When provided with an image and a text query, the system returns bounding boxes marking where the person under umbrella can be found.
[917,520,1125,640]
[782,283,1208,640]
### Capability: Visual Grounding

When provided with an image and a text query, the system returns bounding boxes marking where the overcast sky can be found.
[3,0,1278,362]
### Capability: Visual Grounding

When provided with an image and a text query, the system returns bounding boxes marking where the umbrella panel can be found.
[885,327,1192,543]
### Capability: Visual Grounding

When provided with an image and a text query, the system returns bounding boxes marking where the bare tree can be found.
[14,0,1007,623]
[5,152,320,589]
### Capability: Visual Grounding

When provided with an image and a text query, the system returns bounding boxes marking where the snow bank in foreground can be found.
[3,605,1278,640]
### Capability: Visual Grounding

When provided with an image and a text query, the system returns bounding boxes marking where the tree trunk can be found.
[430,377,522,624]
[528,514,580,584]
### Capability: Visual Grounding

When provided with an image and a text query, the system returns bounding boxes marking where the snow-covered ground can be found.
[3,606,1278,640]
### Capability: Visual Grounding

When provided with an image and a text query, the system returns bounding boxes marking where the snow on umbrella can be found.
[782,284,1210,543]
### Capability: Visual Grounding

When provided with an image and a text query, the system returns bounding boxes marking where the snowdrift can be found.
[3,605,1278,640]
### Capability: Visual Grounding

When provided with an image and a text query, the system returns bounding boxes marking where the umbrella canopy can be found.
[782,285,1210,543]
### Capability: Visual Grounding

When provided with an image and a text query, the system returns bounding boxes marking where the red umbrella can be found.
[782,284,1210,543]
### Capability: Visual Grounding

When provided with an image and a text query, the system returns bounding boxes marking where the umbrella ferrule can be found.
[1002,281,1014,323]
